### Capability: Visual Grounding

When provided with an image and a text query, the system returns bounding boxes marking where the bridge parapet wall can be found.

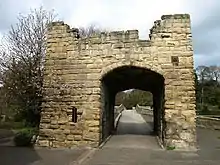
[197,116,220,130]
[136,104,153,116]
[114,104,126,115]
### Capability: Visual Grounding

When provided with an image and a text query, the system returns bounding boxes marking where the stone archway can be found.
[37,14,197,150]
[100,65,165,145]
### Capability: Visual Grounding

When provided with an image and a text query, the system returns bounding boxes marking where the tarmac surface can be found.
[84,110,220,165]
[0,110,220,165]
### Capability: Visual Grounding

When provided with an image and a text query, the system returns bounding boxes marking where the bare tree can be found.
[78,24,103,38]
[196,66,209,109]
[196,66,209,82]
[0,7,57,126]
[209,65,220,82]
[1,6,57,70]
[0,6,104,126]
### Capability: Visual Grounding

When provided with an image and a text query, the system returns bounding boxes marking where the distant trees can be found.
[115,89,153,109]
[0,86,4,118]
[195,65,220,115]
[79,24,102,37]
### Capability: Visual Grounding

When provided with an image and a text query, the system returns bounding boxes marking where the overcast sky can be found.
[0,0,219,67]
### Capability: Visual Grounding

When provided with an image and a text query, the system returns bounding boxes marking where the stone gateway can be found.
[37,14,197,150]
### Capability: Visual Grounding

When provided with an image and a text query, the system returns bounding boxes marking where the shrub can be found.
[202,105,209,112]
[166,146,176,150]
[13,128,37,147]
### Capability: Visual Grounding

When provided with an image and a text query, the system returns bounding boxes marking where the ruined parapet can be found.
[149,14,191,36]
[197,116,220,130]
[149,14,192,57]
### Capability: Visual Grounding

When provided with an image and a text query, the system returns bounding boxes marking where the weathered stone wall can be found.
[37,14,196,150]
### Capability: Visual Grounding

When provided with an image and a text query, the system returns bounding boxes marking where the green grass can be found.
[166,146,176,150]
[13,127,38,147]
[0,121,25,130]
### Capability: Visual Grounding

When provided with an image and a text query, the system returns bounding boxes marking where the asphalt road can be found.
[104,110,159,149]
[84,110,220,165]
[0,110,220,165]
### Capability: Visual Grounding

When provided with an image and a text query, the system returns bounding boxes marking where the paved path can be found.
[0,110,220,165]
[104,110,159,149]
[0,129,15,139]
[0,147,88,165]
[84,110,220,165]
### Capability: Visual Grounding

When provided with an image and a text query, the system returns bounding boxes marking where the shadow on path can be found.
[116,122,155,135]
[0,147,40,165]
[0,129,15,139]
[0,146,86,165]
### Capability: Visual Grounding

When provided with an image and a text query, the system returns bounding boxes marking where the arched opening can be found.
[115,89,153,109]
[114,89,154,136]
[100,66,165,146]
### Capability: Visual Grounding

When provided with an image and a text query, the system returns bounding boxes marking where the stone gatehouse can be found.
[37,14,197,150]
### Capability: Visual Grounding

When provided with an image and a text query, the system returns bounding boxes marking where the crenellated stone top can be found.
[47,13,191,47]
[149,14,191,40]
[161,14,190,20]
[79,29,140,43]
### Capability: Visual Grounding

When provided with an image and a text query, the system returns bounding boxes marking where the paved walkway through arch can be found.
[83,110,220,165]
[104,109,160,149]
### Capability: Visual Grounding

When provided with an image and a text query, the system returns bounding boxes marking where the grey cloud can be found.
[194,53,220,67]
[41,0,75,19]
[192,30,220,55]
[0,1,18,32]
[191,3,220,66]
[0,0,41,33]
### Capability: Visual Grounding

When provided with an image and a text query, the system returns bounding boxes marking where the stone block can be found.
[67,135,75,140]
[83,132,99,142]
[37,140,49,147]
